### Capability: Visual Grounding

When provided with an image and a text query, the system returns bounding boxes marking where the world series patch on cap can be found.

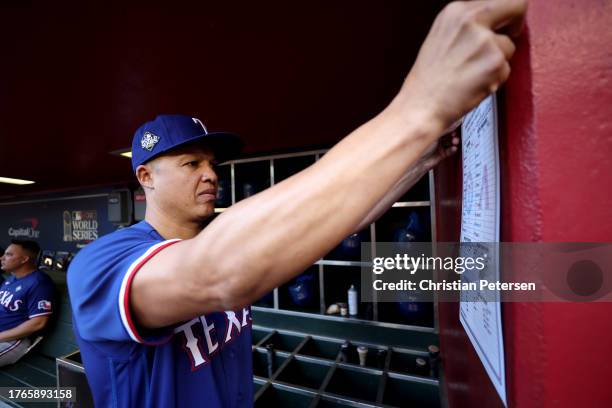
[131,114,243,173]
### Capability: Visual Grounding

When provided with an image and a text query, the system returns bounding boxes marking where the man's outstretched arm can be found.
[132,0,527,328]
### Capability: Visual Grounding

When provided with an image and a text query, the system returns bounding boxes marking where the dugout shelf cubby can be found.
[216,149,438,331]
[251,320,441,408]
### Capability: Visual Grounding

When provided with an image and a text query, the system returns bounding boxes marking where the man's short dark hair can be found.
[10,239,41,262]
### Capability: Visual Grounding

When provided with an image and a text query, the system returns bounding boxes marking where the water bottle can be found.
[348,285,358,316]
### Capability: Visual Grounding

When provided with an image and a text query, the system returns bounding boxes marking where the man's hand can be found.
[395,0,527,132]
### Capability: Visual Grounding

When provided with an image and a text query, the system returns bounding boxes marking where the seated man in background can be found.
[0,240,55,366]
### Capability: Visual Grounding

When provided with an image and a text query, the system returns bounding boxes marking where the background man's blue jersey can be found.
[0,270,54,332]
[67,221,253,408]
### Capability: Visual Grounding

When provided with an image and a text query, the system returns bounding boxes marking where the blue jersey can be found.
[67,221,253,408]
[0,269,54,332]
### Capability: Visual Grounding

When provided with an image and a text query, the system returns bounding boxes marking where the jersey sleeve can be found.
[67,231,181,345]
[27,275,55,318]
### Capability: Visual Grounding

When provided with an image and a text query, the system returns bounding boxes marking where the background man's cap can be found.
[131,114,243,173]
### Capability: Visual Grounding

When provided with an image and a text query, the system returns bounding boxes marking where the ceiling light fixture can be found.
[110,148,132,159]
[0,177,35,185]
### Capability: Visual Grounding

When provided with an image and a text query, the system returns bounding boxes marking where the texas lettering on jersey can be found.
[0,271,55,333]
[174,307,252,370]
[0,290,23,311]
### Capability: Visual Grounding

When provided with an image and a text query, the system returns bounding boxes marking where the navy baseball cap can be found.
[131,114,243,173]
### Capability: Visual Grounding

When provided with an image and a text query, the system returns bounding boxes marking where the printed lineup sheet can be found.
[459,94,507,406]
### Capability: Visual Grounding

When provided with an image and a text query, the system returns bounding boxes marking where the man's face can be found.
[0,244,28,273]
[142,145,219,223]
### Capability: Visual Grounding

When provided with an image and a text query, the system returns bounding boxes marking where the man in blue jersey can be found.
[68,1,526,406]
[0,240,55,366]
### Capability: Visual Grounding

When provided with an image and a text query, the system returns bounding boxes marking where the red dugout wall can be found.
[435,1,612,406]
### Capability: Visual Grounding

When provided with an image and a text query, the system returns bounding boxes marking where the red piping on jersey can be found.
[122,240,181,345]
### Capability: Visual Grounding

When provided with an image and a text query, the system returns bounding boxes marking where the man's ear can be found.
[20,255,31,266]
[136,164,155,190]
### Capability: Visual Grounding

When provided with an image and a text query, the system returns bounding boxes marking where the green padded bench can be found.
[0,272,78,408]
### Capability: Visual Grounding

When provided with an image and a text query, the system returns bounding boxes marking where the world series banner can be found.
[0,190,119,254]
[62,210,99,244]
[459,94,507,406]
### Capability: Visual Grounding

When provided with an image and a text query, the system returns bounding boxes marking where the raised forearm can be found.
[197,103,443,309]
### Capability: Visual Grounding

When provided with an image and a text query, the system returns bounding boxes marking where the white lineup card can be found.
[459,94,507,406]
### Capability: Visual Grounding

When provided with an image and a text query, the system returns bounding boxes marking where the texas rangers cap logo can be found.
[141,131,160,151]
